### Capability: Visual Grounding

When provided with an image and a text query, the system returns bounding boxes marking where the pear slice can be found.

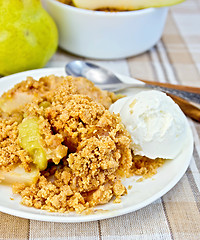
[72,0,184,10]
[18,117,48,171]
[0,166,39,186]
[0,92,34,114]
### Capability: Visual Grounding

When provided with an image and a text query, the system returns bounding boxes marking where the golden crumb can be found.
[131,155,164,179]
[0,75,164,214]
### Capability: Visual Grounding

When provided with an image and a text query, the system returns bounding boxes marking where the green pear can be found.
[73,0,185,10]
[0,0,58,76]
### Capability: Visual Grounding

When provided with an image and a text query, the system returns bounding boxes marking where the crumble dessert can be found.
[0,75,164,213]
[56,0,128,11]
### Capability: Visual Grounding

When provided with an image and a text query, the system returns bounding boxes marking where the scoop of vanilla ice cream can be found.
[109,90,188,159]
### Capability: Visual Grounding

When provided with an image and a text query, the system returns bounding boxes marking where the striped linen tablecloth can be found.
[0,0,200,239]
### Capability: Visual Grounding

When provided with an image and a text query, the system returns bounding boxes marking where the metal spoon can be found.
[65,60,200,104]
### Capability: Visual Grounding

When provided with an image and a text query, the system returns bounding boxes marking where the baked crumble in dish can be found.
[0,75,164,214]
[56,0,130,12]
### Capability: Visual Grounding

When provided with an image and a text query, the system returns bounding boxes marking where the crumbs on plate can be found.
[0,75,164,214]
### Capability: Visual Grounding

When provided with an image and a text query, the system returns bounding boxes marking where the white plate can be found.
[0,68,193,222]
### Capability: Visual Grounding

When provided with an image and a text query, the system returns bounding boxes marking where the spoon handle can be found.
[139,79,200,94]
[167,94,200,122]
[101,83,200,104]
[145,84,200,104]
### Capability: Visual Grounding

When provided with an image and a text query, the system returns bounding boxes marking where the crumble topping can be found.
[0,75,164,213]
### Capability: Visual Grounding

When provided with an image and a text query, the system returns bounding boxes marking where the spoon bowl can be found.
[65,60,200,104]
[65,61,121,85]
